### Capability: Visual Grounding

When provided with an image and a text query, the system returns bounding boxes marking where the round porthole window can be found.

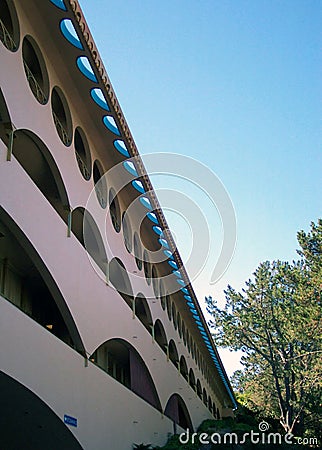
[51,86,72,146]
[93,160,107,209]
[0,0,20,52]
[22,36,49,104]
[122,212,132,253]
[133,232,142,271]
[109,188,121,233]
[74,127,91,180]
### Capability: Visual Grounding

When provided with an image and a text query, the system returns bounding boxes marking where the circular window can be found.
[191,340,195,359]
[133,232,142,270]
[22,36,49,104]
[159,279,166,310]
[74,127,91,180]
[172,303,177,330]
[151,266,159,299]
[93,160,107,208]
[166,294,171,320]
[122,212,132,253]
[109,188,121,233]
[186,330,190,353]
[177,312,182,338]
[182,322,186,346]
[51,86,72,146]
[143,249,151,285]
[0,0,20,52]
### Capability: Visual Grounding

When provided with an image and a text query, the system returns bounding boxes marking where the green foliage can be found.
[206,219,322,438]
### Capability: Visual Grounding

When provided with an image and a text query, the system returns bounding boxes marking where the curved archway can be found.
[135,293,152,332]
[12,129,70,224]
[212,401,217,418]
[109,257,133,307]
[208,395,212,412]
[196,379,202,399]
[51,86,72,146]
[172,302,177,329]
[74,126,91,180]
[143,249,151,285]
[109,187,121,233]
[189,368,196,391]
[0,0,20,51]
[0,206,85,355]
[203,388,208,405]
[154,319,167,353]
[164,393,193,431]
[22,35,49,104]
[71,207,107,274]
[90,338,162,412]
[168,339,179,367]
[0,372,83,450]
[179,355,188,381]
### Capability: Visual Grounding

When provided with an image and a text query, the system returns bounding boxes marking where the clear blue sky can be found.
[79,0,321,375]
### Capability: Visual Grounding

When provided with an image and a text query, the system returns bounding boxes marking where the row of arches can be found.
[0,204,195,430]
[1,8,212,388]
[0,2,224,409]
[0,111,217,415]
[0,99,196,365]
[90,338,194,430]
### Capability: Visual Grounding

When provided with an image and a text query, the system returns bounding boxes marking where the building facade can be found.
[0,0,236,448]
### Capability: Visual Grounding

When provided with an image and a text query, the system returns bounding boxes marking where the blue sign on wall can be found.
[64,414,78,427]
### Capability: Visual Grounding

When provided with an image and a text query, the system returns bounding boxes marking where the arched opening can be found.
[168,339,179,367]
[166,294,171,320]
[179,355,188,381]
[143,249,151,285]
[133,232,142,270]
[217,407,220,419]
[196,349,200,368]
[203,388,208,406]
[0,372,83,450]
[90,338,162,411]
[154,319,167,354]
[109,257,133,307]
[0,207,85,355]
[93,159,107,208]
[135,293,152,333]
[122,211,132,253]
[186,330,191,353]
[189,368,196,391]
[164,394,193,432]
[172,302,177,329]
[71,207,107,274]
[208,395,212,412]
[0,0,19,51]
[22,36,49,104]
[13,129,70,224]
[51,86,72,146]
[196,379,202,399]
[190,339,195,359]
[177,311,182,338]
[109,187,121,233]
[74,127,91,180]
[159,279,166,310]
[151,265,159,299]
[182,321,186,345]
